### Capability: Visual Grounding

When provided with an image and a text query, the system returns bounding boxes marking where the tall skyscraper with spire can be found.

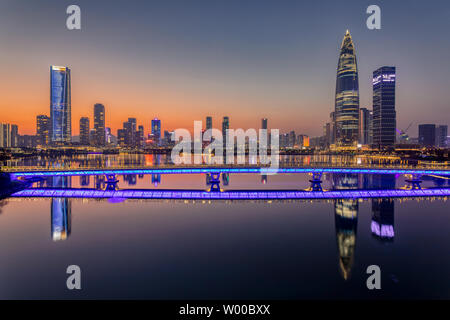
[334,30,359,147]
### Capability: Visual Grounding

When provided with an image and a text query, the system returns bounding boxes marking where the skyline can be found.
[1,0,450,137]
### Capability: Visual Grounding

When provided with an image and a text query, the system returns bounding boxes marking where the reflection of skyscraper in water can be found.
[152,154,161,186]
[371,200,394,242]
[222,173,229,186]
[371,174,395,242]
[95,175,105,189]
[152,174,161,186]
[333,173,358,280]
[50,176,72,241]
[261,175,267,184]
[124,175,137,185]
[80,175,90,186]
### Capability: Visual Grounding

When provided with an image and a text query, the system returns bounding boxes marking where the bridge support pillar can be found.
[207,172,221,192]
[104,174,119,191]
[405,174,422,190]
[309,172,323,192]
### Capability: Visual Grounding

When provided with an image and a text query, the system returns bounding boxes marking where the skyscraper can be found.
[261,118,268,130]
[358,108,371,145]
[36,115,50,146]
[138,125,144,148]
[151,118,161,145]
[372,66,396,148]
[436,125,448,147]
[0,123,11,148]
[105,127,112,144]
[206,116,212,130]
[79,117,90,145]
[222,116,229,143]
[123,118,137,147]
[50,66,71,145]
[334,30,359,147]
[94,103,106,146]
[330,111,336,144]
[10,124,18,147]
[117,129,126,147]
[419,124,436,147]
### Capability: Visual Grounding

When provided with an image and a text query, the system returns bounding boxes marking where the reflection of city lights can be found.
[371,221,394,238]
[12,187,450,200]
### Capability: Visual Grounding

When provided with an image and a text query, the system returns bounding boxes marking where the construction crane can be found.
[397,122,413,142]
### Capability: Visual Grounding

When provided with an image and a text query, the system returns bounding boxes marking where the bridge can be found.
[5,165,450,179]
[11,187,450,200]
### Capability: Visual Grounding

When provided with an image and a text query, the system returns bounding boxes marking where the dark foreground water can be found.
[0,156,449,299]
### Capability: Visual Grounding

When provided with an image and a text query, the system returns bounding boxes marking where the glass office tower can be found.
[50,66,71,145]
[334,30,359,147]
[373,66,396,148]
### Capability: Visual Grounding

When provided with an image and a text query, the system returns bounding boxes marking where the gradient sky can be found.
[1,0,449,137]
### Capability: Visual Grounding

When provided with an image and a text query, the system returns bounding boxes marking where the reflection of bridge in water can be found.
[8,172,446,284]
[11,186,450,200]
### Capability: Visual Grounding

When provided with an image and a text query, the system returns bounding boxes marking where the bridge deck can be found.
[6,166,450,178]
[11,187,450,200]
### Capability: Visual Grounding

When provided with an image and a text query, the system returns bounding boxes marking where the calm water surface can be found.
[1,155,449,299]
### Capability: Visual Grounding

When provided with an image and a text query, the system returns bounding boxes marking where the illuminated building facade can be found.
[50,66,71,145]
[372,66,396,147]
[94,103,106,146]
[151,118,161,142]
[334,30,359,147]
[36,115,50,146]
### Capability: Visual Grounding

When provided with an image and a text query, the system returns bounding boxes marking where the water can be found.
[0,155,449,299]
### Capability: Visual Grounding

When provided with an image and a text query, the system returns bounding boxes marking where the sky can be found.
[0,0,449,137]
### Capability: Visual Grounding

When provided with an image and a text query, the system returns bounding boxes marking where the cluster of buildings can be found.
[0,34,448,151]
[1,66,169,149]
[311,30,448,150]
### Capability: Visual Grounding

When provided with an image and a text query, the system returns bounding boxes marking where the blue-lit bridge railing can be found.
[11,187,450,201]
[2,163,450,178]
